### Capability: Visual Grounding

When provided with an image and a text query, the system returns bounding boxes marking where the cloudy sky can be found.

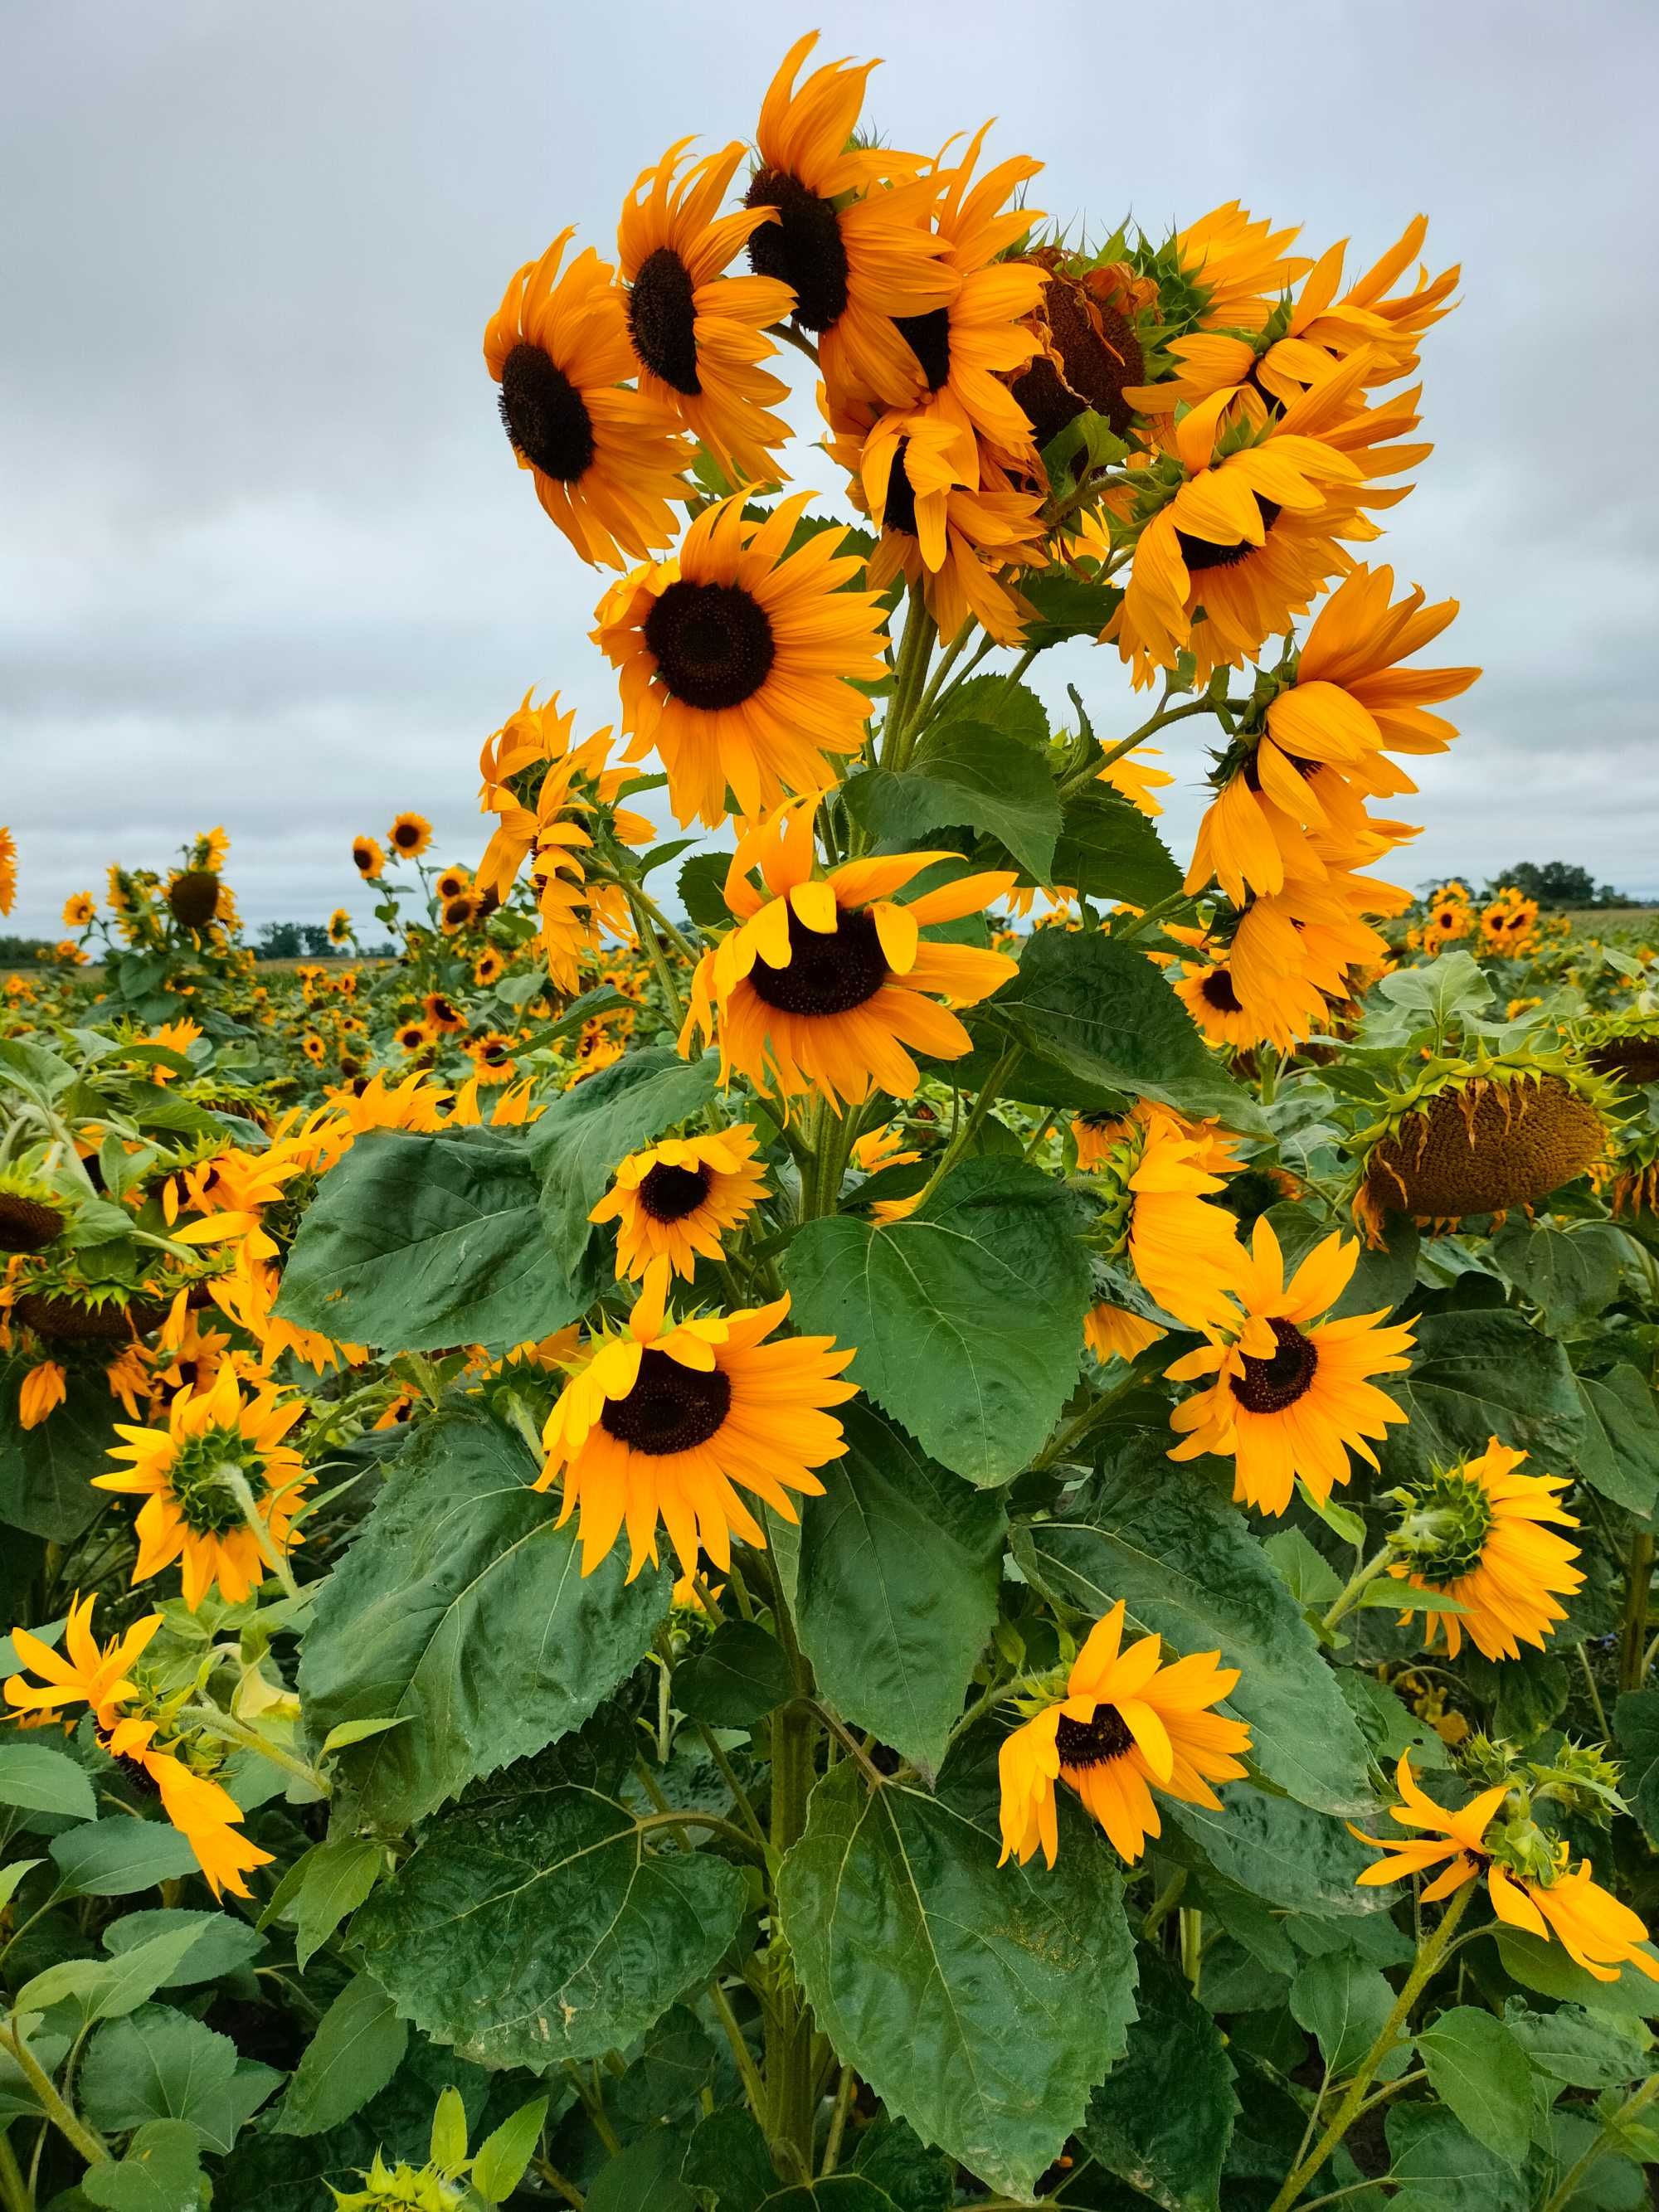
[4,0,1655,937]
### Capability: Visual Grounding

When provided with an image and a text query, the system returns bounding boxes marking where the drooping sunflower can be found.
[1581,1013,1659,1091]
[0,1169,66,1257]
[1162,202,1311,332]
[2,1592,160,1733]
[592,491,888,828]
[1353,1050,1615,1245]
[1223,856,1408,1049]
[743,32,956,413]
[168,870,221,931]
[111,1723,274,1900]
[1388,1437,1584,1662]
[62,890,97,929]
[679,800,1017,1109]
[1166,1213,1416,1514]
[484,228,689,570]
[1084,1304,1167,1364]
[352,835,385,881]
[1073,1104,1248,1336]
[534,1260,856,1580]
[619,137,795,481]
[95,1369,310,1609]
[327,907,352,946]
[0,826,15,915]
[1010,251,1148,450]
[590,1125,768,1282]
[388,812,432,860]
[998,1599,1251,1869]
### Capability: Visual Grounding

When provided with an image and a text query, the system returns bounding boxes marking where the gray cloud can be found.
[4,0,1656,935]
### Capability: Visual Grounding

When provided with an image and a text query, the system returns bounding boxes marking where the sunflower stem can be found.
[694,1723,769,1850]
[175,1704,328,1794]
[1265,1881,1472,2212]
[1056,697,1221,801]
[1320,1547,1394,1637]
[620,883,685,1032]
[0,2016,109,2166]
[706,1976,768,2128]
[819,2064,858,2176]
[1619,1534,1654,1694]
[218,1465,302,1603]
[912,1042,1022,1211]
[0,2127,32,2212]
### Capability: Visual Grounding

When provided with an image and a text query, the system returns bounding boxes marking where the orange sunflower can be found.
[352,835,385,881]
[679,799,1017,1109]
[2,1592,160,1733]
[388,812,432,860]
[590,1125,768,1281]
[484,227,688,569]
[592,490,888,828]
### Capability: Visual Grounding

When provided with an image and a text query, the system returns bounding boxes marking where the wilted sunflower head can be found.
[327,908,351,946]
[168,870,221,931]
[0,1169,66,1256]
[1010,253,1146,452]
[1353,1049,1618,1246]
[1580,1014,1659,1091]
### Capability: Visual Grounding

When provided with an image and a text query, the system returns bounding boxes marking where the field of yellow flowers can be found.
[2,34,1657,2212]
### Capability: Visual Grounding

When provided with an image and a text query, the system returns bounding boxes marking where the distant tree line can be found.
[0,934,61,964]
[1426,862,1643,910]
[255,921,340,960]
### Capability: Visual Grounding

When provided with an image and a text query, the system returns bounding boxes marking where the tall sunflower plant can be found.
[4,33,1659,2212]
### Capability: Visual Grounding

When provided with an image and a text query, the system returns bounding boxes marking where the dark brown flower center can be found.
[1013,277,1146,449]
[0,1192,65,1254]
[499,341,596,484]
[1200,967,1243,1013]
[744,168,849,333]
[883,440,920,538]
[638,1161,712,1223]
[894,305,952,393]
[168,871,221,929]
[1589,1037,1659,1087]
[1231,1315,1318,1414]
[601,1347,732,1456]
[1178,496,1282,573]
[629,247,701,396]
[1054,1703,1135,1769]
[748,905,890,1018]
[644,579,776,711]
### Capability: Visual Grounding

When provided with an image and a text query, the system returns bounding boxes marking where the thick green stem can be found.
[912,1042,1021,1210]
[0,2132,32,2212]
[1320,1547,1394,1637]
[765,1695,819,2172]
[1265,1883,1472,2212]
[1619,1534,1654,1694]
[708,1977,769,2126]
[0,2019,109,2166]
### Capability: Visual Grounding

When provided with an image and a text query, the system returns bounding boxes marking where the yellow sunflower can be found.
[387,811,432,859]
[467,1031,518,1085]
[61,890,97,929]
[1165,202,1311,330]
[423,990,466,1034]
[590,1125,768,1281]
[352,835,385,881]
[0,826,15,915]
[998,1600,1251,1869]
[1073,1103,1248,1335]
[474,948,506,988]
[95,1369,310,1610]
[3,1592,160,1733]
[1173,957,1260,1051]
[744,32,956,413]
[679,800,1017,1109]
[1166,1213,1415,1514]
[327,907,352,945]
[592,489,888,828]
[440,890,481,935]
[299,1033,326,1066]
[1084,1304,1166,1364]
[1389,1437,1584,1661]
[433,866,471,903]
[393,1019,432,1054]
[534,1260,856,1580]
[619,137,795,480]
[484,226,688,569]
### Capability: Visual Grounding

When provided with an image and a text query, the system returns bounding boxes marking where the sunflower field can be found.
[4,34,1659,2212]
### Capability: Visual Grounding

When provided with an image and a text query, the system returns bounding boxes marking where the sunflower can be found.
[485,227,688,570]
[1351,1754,1659,1989]
[1173,957,1263,1051]
[114,1727,274,1901]
[474,948,506,988]
[1480,887,1540,957]
[619,137,795,481]
[1388,1437,1584,1662]
[590,1125,769,1281]
[1162,202,1311,331]
[1353,1052,1614,1244]
[534,1259,856,1580]
[1422,881,1472,951]
[168,870,221,931]
[1084,1304,1166,1364]
[387,812,432,860]
[62,890,97,929]
[1166,1213,1415,1514]
[0,1170,66,1256]
[1584,1014,1659,1091]
[327,907,352,946]
[0,826,15,915]
[353,835,385,881]
[997,1599,1251,1869]
[393,1020,432,1055]
[744,32,956,412]
[1222,857,1408,1048]
[2,1592,160,1733]
[592,490,888,828]
[433,867,469,904]
[422,991,466,1035]
[440,890,481,934]
[679,799,1017,1109]
[467,1031,518,1084]
[1098,746,1175,817]
[1010,252,1147,451]
[94,1369,310,1610]
[1073,1104,1248,1335]
[299,1032,326,1066]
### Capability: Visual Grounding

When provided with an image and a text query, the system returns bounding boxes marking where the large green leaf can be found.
[355,1781,746,2069]
[842,722,1061,881]
[1614,1689,1659,1845]
[275,1128,590,1353]
[674,1621,791,1728]
[1379,1310,1587,1488]
[1414,2006,1532,2163]
[299,1410,669,1828]
[971,928,1267,1132]
[272,1973,407,2137]
[0,1353,112,1540]
[0,1739,95,1821]
[1574,1366,1659,1518]
[50,1817,199,1897]
[1079,1947,1237,2212]
[1050,785,1182,912]
[1289,1950,1394,2074]
[1014,1438,1372,1816]
[528,1048,721,1276]
[795,1403,1006,1769]
[1384,2102,1530,2212]
[778,1744,1138,2200]
[81,2003,280,2152]
[102,1908,265,1988]
[1501,2001,1651,2089]
[1162,1783,1387,1917]
[1492,1217,1626,1329]
[81,2121,205,2212]
[782,1159,1089,1485]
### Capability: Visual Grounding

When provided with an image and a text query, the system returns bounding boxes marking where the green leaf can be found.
[1014,1439,1372,1815]
[102,1908,265,1988]
[292,1838,384,1969]
[1384,2102,1529,2212]
[1163,1782,1388,1917]
[90,1916,219,2020]
[298,1409,669,1826]
[1357,1582,1467,1615]
[674,1620,792,1728]
[319,1716,409,1755]
[590,2131,695,2212]
[82,2119,206,2212]
[1050,785,1182,912]
[680,2109,778,2212]
[1379,1310,1587,1490]
[795,1403,1007,1770]
[1335,1673,1451,1771]
[354,1781,746,2069]
[1492,1217,1626,1329]
[678,852,732,930]
[1016,567,1122,647]
[1261,1528,1342,1612]
[932,674,1048,751]
[0,1352,115,1541]
[1493,1928,1659,2015]
[1613,1689,1659,1845]
[778,1743,1138,2200]
[272,1973,408,2137]
[49,1818,200,1897]
[81,2004,280,2152]
[1289,1950,1393,2074]
[528,1048,722,1277]
[1414,2006,1534,2161]
[469,2096,551,2202]
[971,928,1267,1132]
[429,2084,469,2169]
[1501,2001,1651,2088]
[783,1159,1090,1485]
[843,723,1061,881]
[1574,1367,1659,1518]
[1079,1947,1237,2212]
[275,1129,589,1354]
[0,1739,96,1821]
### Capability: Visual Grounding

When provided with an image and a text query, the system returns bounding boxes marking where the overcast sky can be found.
[4,0,1656,936]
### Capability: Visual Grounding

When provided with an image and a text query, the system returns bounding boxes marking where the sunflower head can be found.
[590,1125,768,1281]
[440,891,481,934]
[389,812,432,859]
[0,1169,66,1256]
[353,836,385,881]
[433,867,471,903]
[1011,254,1147,451]
[168,870,221,931]
[1387,1437,1584,1663]
[1580,1014,1659,1092]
